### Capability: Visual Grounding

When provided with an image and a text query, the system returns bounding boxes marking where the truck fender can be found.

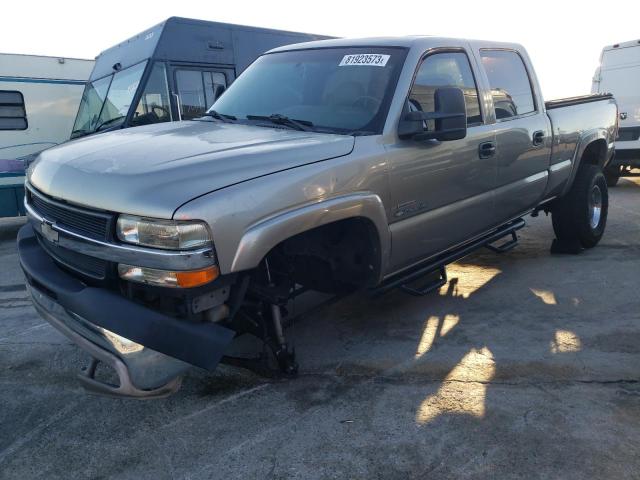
[229,193,391,280]
[561,128,612,196]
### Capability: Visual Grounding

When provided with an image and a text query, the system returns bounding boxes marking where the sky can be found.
[2,0,639,100]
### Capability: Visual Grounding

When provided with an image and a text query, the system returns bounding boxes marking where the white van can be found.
[592,39,640,186]
[0,54,93,217]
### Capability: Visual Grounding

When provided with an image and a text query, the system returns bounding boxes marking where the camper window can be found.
[0,91,27,130]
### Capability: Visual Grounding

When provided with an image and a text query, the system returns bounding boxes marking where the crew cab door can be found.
[386,49,498,271]
[476,49,551,222]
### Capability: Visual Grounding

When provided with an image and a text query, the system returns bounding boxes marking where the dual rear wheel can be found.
[552,164,608,249]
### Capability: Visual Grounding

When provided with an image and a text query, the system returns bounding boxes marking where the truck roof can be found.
[267,36,524,53]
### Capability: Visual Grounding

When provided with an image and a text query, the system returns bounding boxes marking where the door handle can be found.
[532,130,545,146]
[478,141,496,159]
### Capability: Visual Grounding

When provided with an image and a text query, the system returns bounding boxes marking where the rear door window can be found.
[175,69,227,120]
[409,51,482,126]
[480,50,536,119]
[0,91,27,130]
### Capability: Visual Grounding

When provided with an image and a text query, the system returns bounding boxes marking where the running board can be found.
[400,266,447,297]
[485,231,518,253]
[372,218,525,297]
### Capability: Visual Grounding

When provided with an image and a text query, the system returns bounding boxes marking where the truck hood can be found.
[28,121,354,218]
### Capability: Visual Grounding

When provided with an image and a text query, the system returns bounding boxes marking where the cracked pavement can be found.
[1,178,639,479]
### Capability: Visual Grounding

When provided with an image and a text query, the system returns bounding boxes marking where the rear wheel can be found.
[552,164,608,249]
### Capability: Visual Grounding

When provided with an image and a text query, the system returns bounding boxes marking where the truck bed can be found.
[545,93,613,110]
[543,93,618,198]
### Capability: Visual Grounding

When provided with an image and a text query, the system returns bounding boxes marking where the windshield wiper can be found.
[95,115,126,132]
[347,130,376,137]
[201,110,237,123]
[246,114,313,132]
[70,129,88,139]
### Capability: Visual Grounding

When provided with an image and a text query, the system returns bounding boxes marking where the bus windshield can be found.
[71,61,147,139]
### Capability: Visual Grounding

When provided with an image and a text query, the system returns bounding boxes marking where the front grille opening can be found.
[27,187,113,241]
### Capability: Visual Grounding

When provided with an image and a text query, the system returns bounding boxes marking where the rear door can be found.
[386,48,498,271]
[170,66,234,120]
[476,49,551,221]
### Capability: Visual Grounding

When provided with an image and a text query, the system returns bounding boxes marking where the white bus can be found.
[592,39,640,186]
[0,53,93,216]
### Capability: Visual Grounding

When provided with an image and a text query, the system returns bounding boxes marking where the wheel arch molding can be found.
[229,193,391,282]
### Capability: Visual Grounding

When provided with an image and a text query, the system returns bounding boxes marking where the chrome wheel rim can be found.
[589,185,603,229]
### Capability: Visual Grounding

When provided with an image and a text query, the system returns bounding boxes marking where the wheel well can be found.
[580,139,607,168]
[264,217,382,294]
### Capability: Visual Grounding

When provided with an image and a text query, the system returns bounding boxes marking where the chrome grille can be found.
[27,187,112,240]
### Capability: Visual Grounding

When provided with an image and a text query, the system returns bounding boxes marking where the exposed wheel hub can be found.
[589,185,603,229]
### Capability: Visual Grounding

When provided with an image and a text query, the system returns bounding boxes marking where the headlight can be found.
[116,215,211,250]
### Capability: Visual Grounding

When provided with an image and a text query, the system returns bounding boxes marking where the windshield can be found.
[71,61,147,138]
[210,47,408,134]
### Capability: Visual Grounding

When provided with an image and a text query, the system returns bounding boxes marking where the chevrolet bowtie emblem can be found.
[41,220,59,244]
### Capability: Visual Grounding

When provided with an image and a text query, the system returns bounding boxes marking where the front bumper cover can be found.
[18,224,235,397]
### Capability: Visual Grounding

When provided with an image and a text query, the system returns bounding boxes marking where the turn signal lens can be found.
[118,264,219,288]
[176,267,219,288]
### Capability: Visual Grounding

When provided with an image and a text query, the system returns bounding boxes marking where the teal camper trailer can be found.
[0,54,93,217]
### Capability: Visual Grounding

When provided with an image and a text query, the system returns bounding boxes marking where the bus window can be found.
[175,69,227,119]
[131,62,172,126]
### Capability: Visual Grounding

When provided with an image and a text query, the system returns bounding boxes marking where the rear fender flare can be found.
[230,193,390,282]
[562,128,612,196]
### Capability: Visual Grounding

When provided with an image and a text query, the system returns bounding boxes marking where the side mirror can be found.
[398,87,467,141]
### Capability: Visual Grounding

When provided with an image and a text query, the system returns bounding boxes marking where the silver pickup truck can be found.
[18,36,618,398]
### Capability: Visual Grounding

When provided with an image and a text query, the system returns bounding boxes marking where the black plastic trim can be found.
[18,223,235,370]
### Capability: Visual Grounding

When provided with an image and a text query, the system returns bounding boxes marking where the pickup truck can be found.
[18,37,618,398]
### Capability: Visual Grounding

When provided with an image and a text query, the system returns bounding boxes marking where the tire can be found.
[604,166,621,187]
[552,164,608,249]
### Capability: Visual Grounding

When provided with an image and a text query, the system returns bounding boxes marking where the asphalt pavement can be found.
[1,178,639,479]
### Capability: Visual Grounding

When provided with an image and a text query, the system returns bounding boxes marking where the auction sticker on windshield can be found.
[339,54,390,67]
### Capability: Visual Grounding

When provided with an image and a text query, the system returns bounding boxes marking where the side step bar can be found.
[400,266,447,297]
[485,231,519,253]
[373,218,525,297]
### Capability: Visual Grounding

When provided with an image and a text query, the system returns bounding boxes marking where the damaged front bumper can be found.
[18,224,235,398]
